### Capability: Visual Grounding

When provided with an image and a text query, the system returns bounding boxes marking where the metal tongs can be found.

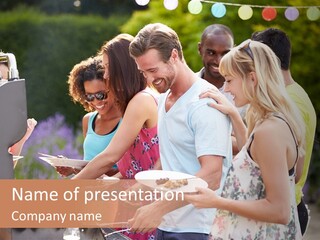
[103,228,131,238]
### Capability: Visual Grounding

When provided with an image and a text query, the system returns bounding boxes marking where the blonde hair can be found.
[220,40,305,156]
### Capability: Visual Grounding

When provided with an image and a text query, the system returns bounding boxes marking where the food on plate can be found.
[163,179,188,189]
[155,177,189,189]
[155,177,169,185]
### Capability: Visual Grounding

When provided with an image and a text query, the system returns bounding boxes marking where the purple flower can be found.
[15,113,83,179]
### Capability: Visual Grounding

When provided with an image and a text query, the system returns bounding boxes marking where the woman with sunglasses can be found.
[57,56,122,177]
[185,40,304,239]
[72,34,159,240]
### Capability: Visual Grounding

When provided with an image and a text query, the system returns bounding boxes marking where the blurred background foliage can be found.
[0,6,124,125]
[15,113,83,179]
[0,0,319,203]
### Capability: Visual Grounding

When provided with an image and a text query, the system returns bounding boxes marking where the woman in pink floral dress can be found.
[73,34,159,240]
[186,40,304,239]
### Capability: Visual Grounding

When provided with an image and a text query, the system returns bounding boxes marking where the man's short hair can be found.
[251,28,291,70]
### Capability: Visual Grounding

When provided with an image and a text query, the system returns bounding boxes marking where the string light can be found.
[134,0,320,21]
[285,7,299,21]
[188,0,203,14]
[238,5,253,20]
[164,0,179,10]
[199,1,319,9]
[73,0,81,8]
[198,0,320,21]
[211,3,226,18]
[307,6,320,20]
[135,0,150,6]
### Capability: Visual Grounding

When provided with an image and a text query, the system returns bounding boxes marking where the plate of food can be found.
[135,170,208,193]
[102,175,120,182]
[38,155,88,169]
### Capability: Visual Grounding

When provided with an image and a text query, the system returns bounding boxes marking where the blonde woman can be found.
[186,40,304,239]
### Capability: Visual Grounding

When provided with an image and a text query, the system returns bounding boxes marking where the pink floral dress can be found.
[116,90,159,240]
[211,130,301,240]
[117,125,159,179]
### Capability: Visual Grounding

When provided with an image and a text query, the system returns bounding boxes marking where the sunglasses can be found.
[84,90,109,102]
[239,40,254,61]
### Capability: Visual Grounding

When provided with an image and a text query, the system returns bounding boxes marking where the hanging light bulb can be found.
[164,0,178,11]
[188,0,203,15]
[285,7,299,21]
[73,0,81,7]
[307,7,320,21]
[262,7,277,21]
[135,0,150,6]
[238,5,253,20]
[211,3,226,18]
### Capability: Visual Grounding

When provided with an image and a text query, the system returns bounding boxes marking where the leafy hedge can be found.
[0,6,126,127]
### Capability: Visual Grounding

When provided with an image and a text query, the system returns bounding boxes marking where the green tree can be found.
[0,0,147,16]
[0,6,127,126]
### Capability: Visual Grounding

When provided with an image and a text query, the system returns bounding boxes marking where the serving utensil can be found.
[103,228,131,238]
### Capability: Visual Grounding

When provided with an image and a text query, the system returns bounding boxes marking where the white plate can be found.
[39,156,88,169]
[135,170,208,193]
[13,156,24,161]
[102,176,120,182]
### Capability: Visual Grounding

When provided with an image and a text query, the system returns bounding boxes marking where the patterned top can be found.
[116,89,160,179]
[211,126,301,239]
[115,89,159,240]
[117,125,159,179]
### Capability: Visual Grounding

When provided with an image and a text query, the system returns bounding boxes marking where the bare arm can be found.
[228,108,247,150]
[56,114,90,177]
[128,155,223,232]
[295,155,305,183]
[10,118,37,156]
[196,155,223,190]
[72,93,157,179]
[82,113,90,138]
[231,134,239,155]
[153,158,162,170]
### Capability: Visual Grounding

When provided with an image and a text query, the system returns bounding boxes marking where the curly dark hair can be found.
[67,56,105,112]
